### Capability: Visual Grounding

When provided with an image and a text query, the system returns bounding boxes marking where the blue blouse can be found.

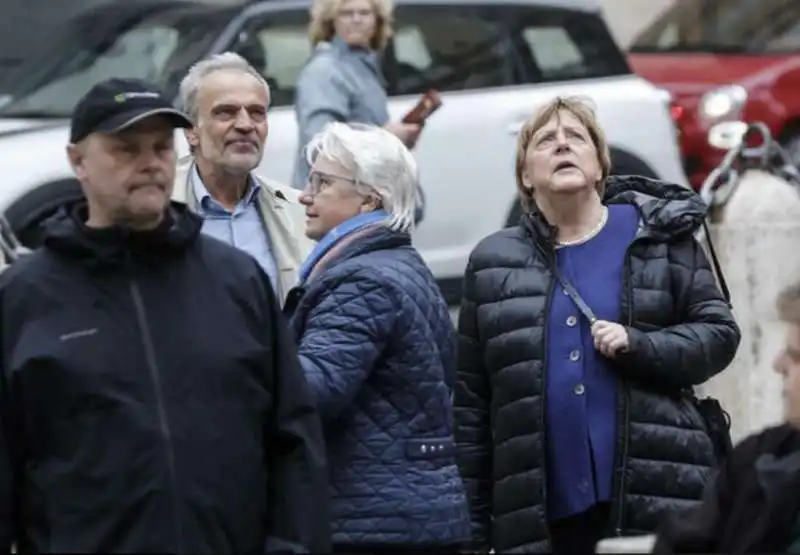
[544,203,640,520]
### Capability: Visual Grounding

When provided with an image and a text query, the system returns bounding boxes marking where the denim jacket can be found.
[292,37,389,189]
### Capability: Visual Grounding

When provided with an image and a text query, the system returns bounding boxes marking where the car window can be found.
[764,20,800,50]
[387,5,516,96]
[630,0,800,54]
[522,27,582,77]
[230,11,312,108]
[0,0,248,85]
[510,6,630,82]
[0,5,232,118]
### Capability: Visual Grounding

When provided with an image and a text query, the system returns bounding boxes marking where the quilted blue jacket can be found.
[285,226,470,547]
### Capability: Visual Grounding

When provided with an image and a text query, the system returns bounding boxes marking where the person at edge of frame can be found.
[0,77,330,554]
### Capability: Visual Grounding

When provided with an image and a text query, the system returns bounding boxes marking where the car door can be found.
[380,1,520,287]
[381,0,630,295]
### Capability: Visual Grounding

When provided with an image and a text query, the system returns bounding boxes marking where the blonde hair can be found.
[514,96,612,211]
[308,0,394,51]
[779,281,800,325]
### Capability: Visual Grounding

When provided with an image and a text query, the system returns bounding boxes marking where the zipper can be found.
[540,273,557,525]
[612,236,644,535]
[533,238,559,527]
[129,279,184,552]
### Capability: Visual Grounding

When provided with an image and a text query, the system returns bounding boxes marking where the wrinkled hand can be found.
[384,122,422,149]
[591,320,629,358]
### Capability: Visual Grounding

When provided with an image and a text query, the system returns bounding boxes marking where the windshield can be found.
[630,0,800,54]
[0,5,232,118]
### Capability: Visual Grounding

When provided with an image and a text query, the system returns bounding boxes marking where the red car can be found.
[627,0,800,189]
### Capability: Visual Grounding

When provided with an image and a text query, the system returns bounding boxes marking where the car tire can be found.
[4,179,84,248]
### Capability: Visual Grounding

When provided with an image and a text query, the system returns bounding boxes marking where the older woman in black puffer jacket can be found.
[454,96,741,554]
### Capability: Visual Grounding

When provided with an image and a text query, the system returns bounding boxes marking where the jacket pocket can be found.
[405,437,456,460]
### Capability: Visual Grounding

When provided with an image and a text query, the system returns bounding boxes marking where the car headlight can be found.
[698,84,748,125]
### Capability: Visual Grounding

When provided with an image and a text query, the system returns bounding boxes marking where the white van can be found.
[0,0,686,303]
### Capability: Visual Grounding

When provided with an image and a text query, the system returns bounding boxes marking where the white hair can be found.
[178,52,271,121]
[305,122,419,232]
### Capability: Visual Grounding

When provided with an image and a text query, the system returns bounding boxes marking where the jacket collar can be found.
[309,225,410,278]
[603,175,707,240]
[172,154,315,304]
[322,37,384,84]
[189,163,262,211]
[521,175,707,247]
[172,155,289,205]
[43,201,202,271]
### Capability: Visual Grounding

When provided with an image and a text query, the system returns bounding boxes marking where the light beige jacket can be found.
[172,156,314,303]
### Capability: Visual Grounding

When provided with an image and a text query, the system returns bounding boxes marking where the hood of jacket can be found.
[523,175,707,245]
[43,200,202,270]
[603,175,707,240]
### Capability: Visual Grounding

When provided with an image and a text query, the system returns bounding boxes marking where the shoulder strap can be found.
[550,222,731,322]
[550,259,598,324]
[701,221,732,305]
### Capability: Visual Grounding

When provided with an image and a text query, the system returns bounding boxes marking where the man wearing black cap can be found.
[0,78,330,553]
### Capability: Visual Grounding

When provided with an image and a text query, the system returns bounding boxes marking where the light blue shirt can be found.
[190,165,279,290]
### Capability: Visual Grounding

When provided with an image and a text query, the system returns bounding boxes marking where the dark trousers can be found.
[548,502,612,554]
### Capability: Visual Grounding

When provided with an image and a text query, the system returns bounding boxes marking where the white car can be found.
[0,0,686,303]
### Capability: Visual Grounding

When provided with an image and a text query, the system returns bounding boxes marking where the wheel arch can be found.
[4,178,84,246]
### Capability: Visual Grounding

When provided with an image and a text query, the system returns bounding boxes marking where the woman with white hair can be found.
[284,122,470,553]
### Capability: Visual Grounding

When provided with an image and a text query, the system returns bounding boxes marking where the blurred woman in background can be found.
[292,0,420,189]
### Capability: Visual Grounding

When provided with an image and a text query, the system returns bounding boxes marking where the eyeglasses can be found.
[306,170,383,207]
[307,170,358,197]
[338,8,374,19]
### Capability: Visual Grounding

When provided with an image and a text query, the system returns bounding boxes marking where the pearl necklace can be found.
[555,206,609,248]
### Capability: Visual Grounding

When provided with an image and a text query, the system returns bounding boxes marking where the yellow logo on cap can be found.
[114,92,159,103]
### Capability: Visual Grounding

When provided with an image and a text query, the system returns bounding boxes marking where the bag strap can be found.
[700,221,732,305]
[549,257,597,324]
[549,222,731,322]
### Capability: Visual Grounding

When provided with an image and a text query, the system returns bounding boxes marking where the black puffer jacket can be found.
[455,176,741,553]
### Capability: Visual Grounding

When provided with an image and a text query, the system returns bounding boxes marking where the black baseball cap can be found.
[70,78,193,143]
